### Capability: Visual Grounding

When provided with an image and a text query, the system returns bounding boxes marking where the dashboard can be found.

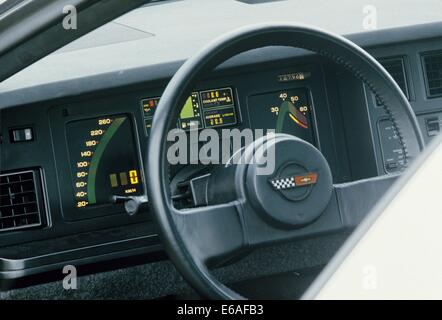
[1,22,442,290]
[51,71,322,220]
[64,84,315,214]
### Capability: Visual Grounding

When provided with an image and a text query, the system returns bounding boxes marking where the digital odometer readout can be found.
[141,87,238,135]
[200,88,238,128]
[66,115,144,209]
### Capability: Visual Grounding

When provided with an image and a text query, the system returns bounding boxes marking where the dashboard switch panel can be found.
[377,119,406,174]
[9,127,34,143]
[425,117,440,137]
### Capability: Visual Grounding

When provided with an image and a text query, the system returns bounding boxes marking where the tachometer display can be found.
[248,88,315,145]
[66,115,144,209]
[142,93,203,134]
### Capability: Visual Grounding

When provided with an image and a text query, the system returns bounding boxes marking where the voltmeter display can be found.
[66,115,144,209]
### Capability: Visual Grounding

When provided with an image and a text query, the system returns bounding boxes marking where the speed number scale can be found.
[66,115,144,209]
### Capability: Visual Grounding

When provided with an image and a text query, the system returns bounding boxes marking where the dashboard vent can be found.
[379,57,410,100]
[422,51,442,98]
[0,170,43,232]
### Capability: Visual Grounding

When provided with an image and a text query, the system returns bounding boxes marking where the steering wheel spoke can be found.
[334,175,399,228]
[171,201,246,264]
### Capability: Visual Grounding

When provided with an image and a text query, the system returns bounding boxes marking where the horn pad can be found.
[246,134,333,228]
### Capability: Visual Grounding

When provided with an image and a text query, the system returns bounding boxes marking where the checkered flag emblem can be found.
[269,173,318,190]
[269,177,296,190]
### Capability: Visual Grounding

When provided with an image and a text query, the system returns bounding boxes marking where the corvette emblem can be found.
[269,172,318,190]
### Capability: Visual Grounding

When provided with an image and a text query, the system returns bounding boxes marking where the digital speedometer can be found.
[66,115,144,209]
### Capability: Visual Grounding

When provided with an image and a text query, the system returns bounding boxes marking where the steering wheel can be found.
[147,23,425,299]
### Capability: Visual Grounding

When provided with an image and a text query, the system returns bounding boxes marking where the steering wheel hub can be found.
[246,134,333,228]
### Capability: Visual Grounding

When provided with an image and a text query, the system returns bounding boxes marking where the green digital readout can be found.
[141,87,238,134]
[178,92,203,130]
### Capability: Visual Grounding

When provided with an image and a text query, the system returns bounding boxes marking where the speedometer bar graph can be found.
[87,117,126,205]
[66,115,144,210]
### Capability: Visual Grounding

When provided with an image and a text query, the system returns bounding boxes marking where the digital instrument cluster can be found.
[63,86,316,211]
[66,115,144,209]
[141,87,238,135]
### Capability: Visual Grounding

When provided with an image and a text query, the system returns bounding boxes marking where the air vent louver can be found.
[422,51,442,98]
[0,170,43,232]
[379,57,410,100]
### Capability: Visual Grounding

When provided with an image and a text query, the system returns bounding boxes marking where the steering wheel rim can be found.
[147,23,424,300]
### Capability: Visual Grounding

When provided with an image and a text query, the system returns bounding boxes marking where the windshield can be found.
[2,0,442,90]
[140,0,442,34]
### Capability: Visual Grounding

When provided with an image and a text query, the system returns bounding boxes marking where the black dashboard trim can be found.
[0,224,161,290]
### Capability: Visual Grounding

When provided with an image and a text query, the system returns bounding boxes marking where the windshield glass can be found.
[2,0,442,90]
[140,0,442,34]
